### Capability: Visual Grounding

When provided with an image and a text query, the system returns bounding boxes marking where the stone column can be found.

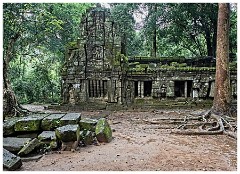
[107,80,113,102]
[140,81,144,98]
[117,80,122,104]
[100,80,103,97]
[138,81,141,98]
[209,81,215,97]
[184,81,188,98]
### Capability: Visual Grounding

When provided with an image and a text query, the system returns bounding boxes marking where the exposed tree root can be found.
[3,88,29,119]
[170,110,236,139]
[141,109,236,140]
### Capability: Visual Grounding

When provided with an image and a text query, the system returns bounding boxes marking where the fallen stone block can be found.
[3,118,19,136]
[41,113,66,130]
[3,137,31,153]
[14,114,49,132]
[3,148,22,171]
[59,113,81,126]
[95,118,112,143]
[38,131,57,149]
[18,138,40,156]
[38,131,56,141]
[79,118,98,131]
[55,124,80,142]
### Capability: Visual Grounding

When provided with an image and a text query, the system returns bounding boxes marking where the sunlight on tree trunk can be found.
[212,3,231,115]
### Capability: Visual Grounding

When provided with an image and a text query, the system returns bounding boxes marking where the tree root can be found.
[3,88,29,119]
[169,110,236,139]
[141,109,236,139]
[171,129,223,135]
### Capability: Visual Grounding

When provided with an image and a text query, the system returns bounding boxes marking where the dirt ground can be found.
[19,104,237,171]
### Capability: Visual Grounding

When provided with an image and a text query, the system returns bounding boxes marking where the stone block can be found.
[3,118,19,136]
[55,124,80,142]
[3,137,31,153]
[95,118,112,143]
[59,113,81,126]
[38,131,57,149]
[18,138,40,156]
[79,118,98,131]
[41,113,66,130]
[3,148,22,171]
[14,114,49,132]
[38,131,56,141]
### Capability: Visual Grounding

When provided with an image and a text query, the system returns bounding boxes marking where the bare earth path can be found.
[20,105,237,171]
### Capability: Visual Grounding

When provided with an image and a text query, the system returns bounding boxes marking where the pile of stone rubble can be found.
[3,112,112,170]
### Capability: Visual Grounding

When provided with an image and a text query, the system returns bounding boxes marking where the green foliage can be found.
[131,3,236,57]
[110,3,139,56]
[3,3,237,104]
[4,3,92,104]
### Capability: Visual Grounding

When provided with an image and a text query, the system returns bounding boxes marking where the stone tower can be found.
[61,5,122,105]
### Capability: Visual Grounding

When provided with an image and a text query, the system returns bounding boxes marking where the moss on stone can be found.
[55,124,80,142]
[41,113,65,131]
[14,114,48,132]
[95,118,112,143]
[79,118,98,131]
[18,138,40,156]
[3,118,19,136]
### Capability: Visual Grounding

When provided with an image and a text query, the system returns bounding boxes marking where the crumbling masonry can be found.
[61,5,237,110]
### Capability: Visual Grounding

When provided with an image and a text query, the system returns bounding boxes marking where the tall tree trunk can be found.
[152,4,157,58]
[3,33,27,119]
[121,33,126,55]
[212,3,231,115]
[205,29,213,56]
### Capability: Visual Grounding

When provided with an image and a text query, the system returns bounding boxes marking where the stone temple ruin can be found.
[60,5,237,110]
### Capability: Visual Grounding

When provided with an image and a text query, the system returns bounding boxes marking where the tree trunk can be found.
[121,33,126,55]
[212,3,231,115]
[152,4,157,58]
[3,33,28,119]
[205,29,213,56]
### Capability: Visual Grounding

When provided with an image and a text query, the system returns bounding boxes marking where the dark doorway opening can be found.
[134,81,138,97]
[144,81,152,97]
[187,81,193,97]
[174,81,185,97]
